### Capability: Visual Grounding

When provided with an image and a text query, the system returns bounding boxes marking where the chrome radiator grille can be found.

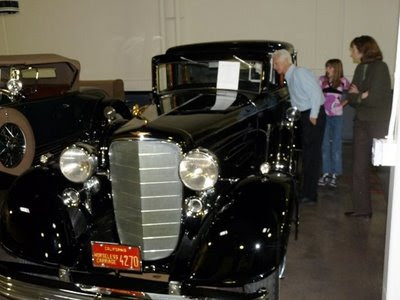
[109,139,183,260]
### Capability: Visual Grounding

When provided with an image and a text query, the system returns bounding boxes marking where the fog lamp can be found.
[83,176,101,194]
[186,197,204,216]
[260,162,271,175]
[61,188,80,207]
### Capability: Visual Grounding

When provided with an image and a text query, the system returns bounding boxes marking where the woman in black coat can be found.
[345,35,392,218]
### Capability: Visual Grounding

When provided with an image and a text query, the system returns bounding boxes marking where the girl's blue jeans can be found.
[321,115,343,175]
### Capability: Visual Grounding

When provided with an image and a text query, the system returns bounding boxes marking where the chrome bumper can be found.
[0,273,189,299]
[0,267,267,300]
[0,247,266,300]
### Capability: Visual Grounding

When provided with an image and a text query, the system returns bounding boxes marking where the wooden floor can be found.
[281,143,387,300]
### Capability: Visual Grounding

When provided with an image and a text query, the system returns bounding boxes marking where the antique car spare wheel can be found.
[0,108,35,176]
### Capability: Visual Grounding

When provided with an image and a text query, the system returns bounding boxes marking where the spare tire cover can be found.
[0,107,35,176]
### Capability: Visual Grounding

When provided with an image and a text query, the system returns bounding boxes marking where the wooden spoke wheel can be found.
[0,108,35,176]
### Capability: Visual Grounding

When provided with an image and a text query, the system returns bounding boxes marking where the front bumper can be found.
[0,272,179,300]
[0,260,268,300]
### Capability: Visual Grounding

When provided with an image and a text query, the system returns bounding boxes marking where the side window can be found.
[268,55,285,88]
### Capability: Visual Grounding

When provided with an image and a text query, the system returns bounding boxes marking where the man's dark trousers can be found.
[300,107,326,201]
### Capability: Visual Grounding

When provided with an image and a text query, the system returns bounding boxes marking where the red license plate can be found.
[91,242,142,271]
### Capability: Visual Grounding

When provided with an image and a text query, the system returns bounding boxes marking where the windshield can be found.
[156,57,263,94]
[0,63,77,100]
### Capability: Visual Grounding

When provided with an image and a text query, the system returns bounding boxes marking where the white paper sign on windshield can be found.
[216,61,240,90]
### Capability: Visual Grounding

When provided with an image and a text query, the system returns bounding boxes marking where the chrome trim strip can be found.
[143,249,175,253]
[140,181,180,185]
[142,222,180,226]
[139,152,173,156]
[141,195,180,199]
[143,235,179,240]
[139,166,176,170]
[142,208,181,212]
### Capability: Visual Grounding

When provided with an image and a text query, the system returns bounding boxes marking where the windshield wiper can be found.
[233,55,253,68]
[180,56,210,67]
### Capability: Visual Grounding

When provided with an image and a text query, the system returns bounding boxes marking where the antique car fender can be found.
[0,167,87,266]
[189,174,294,285]
[0,107,35,176]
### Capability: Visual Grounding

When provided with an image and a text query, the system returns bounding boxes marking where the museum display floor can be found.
[281,143,388,300]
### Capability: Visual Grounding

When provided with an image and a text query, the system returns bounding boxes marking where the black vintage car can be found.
[0,41,300,299]
[0,54,130,178]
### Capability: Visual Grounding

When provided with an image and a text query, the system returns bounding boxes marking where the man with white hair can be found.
[273,49,325,204]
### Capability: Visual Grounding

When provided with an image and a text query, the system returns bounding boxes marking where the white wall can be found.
[0,0,399,91]
[0,0,163,90]
[179,0,399,81]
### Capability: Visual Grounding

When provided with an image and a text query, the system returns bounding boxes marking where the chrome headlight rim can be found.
[59,144,98,183]
[179,148,219,191]
[286,106,300,122]
[6,78,23,95]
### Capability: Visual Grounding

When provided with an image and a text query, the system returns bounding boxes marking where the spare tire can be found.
[0,107,35,176]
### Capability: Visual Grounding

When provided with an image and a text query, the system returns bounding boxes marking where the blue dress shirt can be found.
[285,64,324,118]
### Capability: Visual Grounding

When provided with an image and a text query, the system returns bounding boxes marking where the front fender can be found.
[0,167,87,266]
[189,175,294,285]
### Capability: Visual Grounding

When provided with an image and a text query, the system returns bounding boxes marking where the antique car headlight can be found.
[179,148,219,191]
[6,78,23,95]
[60,144,98,183]
[286,106,300,122]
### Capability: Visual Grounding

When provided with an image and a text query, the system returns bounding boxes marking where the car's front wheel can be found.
[244,268,279,300]
[0,108,35,176]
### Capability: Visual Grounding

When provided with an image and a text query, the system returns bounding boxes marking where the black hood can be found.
[113,90,279,148]
[117,91,259,145]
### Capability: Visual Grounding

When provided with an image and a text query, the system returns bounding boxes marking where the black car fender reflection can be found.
[0,167,87,266]
[189,175,294,285]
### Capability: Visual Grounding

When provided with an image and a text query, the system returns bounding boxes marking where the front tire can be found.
[244,269,279,300]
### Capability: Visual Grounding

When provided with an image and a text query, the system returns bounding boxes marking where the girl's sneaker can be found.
[318,173,330,186]
[329,174,337,188]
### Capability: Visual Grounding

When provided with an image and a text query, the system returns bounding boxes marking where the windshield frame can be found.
[155,56,264,95]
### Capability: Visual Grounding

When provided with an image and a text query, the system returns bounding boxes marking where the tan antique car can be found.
[0,54,130,180]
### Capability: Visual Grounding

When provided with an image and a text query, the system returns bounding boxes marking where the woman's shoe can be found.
[328,174,337,188]
[344,211,372,219]
[318,173,330,186]
[299,196,317,204]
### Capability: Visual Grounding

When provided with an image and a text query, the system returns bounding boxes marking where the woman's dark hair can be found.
[325,59,344,88]
[350,35,383,63]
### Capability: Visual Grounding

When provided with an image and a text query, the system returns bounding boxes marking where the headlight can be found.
[60,144,98,183]
[179,148,219,191]
[286,106,300,122]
